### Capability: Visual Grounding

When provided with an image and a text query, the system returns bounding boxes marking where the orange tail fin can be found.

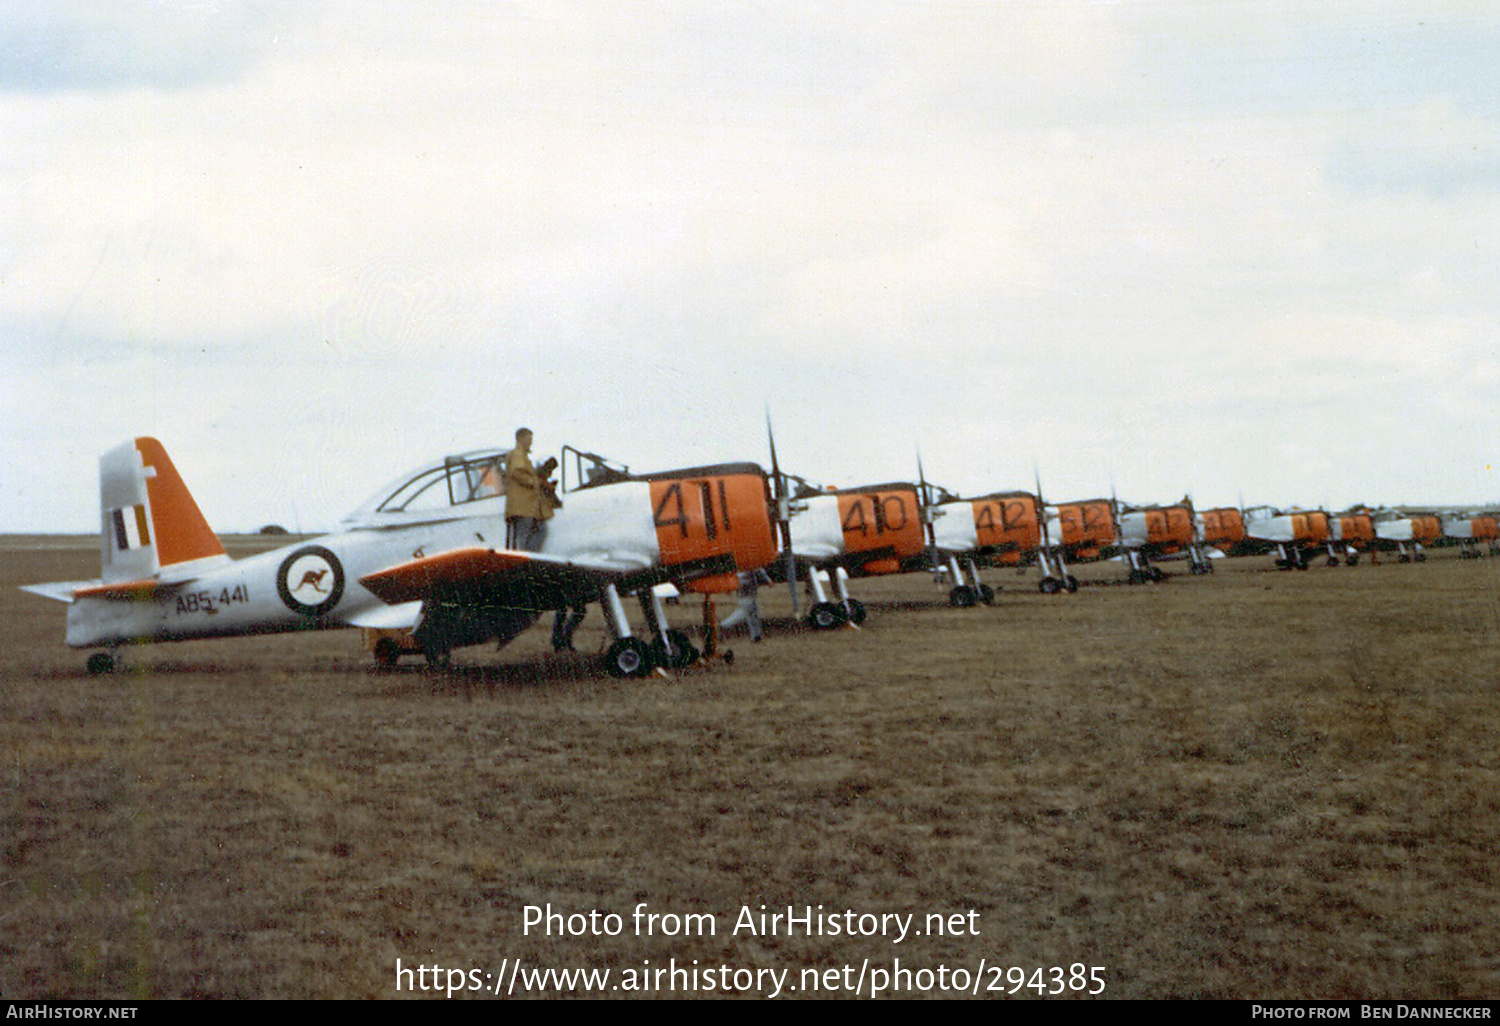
[100,437,226,582]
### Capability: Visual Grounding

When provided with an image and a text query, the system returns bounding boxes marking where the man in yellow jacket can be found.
[505,427,551,551]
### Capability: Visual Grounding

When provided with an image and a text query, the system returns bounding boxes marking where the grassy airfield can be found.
[2,535,1498,999]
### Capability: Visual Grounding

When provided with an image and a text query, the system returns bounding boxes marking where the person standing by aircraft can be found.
[505,428,579,648]
[720,568,770,641]
[505,427,548,551]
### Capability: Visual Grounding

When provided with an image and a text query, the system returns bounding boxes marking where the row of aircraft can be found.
[22,436,1500,678]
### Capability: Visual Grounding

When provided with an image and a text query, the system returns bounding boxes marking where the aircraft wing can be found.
[344,601,425,631]
[359,546,664,613]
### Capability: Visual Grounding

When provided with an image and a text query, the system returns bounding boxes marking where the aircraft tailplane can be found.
[99,437,228,583]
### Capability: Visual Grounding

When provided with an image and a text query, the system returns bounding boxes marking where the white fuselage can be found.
[929,501,979,553]
[786,493,848,561]
[65,487,661,649]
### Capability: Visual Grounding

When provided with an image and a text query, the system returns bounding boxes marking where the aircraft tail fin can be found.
[99,437,228,583]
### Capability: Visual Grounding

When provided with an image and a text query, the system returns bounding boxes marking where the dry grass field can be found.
[3,535,1498,999]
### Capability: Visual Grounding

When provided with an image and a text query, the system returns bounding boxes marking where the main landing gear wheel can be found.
[1039,577,1062,595]
[948,586,978,608]
[651,629,699,670]
[605,637,654,678]
[978,584,996,605]
[843,598,868,624]
[373,638,403,668]
[87,652,115,675]
[809,601,849,630]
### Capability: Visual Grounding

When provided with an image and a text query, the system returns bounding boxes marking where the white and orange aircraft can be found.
[1240,506,1334,570]
[1323,509,1377,565]
[1441,511,1500,559]
[923,483,1077,598]
[1115,499,1214,581]
[1371,508,1443,563]
[761,424,929,627]
[22,437,779,677]
[769,472,929,626]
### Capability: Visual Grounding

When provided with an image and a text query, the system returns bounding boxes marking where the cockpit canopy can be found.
[341,449,508,526]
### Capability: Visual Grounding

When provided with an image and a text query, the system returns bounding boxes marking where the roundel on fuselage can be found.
[277,545,345,617]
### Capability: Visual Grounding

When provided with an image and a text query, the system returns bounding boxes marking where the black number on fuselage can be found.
[654,480,730,540]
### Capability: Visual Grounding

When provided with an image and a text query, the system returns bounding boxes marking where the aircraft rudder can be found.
[98,437,227,582]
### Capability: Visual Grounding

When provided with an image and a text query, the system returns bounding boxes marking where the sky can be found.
[3,0,1498,533]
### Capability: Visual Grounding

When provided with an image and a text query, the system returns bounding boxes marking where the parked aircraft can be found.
[1441,511,1500,558]
[758,421,933,627]
[922,482,1078,598]
[1115,499,1214,581]
[1325,509,1376,565]
[1242,506,1333,570]
[1371,509,1442,563]
[22,437,778,677]
[767,470,928,626]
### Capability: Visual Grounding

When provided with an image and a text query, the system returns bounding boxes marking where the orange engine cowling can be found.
[1143,506,1194,551]
[971,493,1042,555]
[1289,511,1331,545]
[1475,516,1500,543]
[836,487,927,562]
[1057,499,1115,558]
[1409,515,1442,546]
[1335,512,1376,548]
[1201,507,1246,550]
[649,466,778,593]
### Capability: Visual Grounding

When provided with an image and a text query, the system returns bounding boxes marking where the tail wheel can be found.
[948,586,977,608]
[87,652,116,675]
[605,637,654,678]
[651,629,699,669]
[809,601,848,629]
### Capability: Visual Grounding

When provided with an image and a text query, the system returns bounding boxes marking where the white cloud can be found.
[5,2,1500,532]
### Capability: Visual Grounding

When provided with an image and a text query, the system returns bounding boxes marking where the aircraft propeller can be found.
[916,451,943,577]
[766,414,800,615]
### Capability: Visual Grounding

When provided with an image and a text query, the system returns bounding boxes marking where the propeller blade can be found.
[766,413,799,615]
[917,450,940,571]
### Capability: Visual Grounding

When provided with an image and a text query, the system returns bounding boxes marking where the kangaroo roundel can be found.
[277,546,345,616]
